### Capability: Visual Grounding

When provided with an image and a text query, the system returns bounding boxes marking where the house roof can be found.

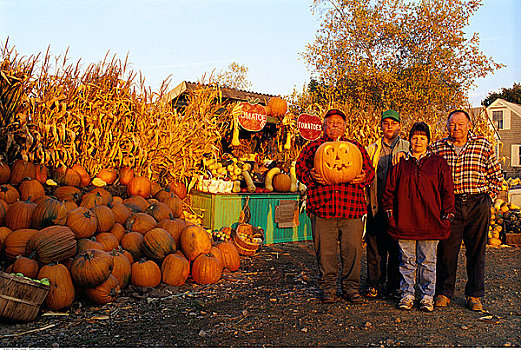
[164,81,277,105]
[487,98,521,116]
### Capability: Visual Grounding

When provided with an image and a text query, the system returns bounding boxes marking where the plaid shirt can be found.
[429,132,503,197]
[296,135,375,218]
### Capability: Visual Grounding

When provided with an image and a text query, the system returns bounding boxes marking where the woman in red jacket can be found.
[382,122,455,312]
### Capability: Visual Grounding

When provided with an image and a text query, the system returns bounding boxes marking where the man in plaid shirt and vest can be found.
[431,110,503,311]
[296,109,375,304]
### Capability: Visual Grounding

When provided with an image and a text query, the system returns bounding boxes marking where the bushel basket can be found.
[0,271,50,322]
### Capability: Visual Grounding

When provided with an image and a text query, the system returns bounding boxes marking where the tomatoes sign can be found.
[237,102,268,132]
[297,114,322,141]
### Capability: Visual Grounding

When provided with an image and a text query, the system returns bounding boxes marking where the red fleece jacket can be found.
[382,152,455,240]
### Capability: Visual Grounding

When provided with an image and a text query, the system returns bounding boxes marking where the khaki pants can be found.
[310,213,363,296]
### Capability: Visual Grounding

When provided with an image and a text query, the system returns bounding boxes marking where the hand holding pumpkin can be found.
[310,168,327,185]
[350,169,366,184]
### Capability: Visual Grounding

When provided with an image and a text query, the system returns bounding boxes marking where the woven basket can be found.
[0,271,50,322]
[233,226,261,256]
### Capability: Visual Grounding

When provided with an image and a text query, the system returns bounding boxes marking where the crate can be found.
[0,271,50,322]
[505,233,521,247]
[190,190,312,244]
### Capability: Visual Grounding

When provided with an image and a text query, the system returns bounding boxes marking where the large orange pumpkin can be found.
[53,166,81,187]
[168,182,187,200]
[70,249,114,287]
[54,186,83,204]
[95,232,119,252]
[31,197,67,229]
[267,96,288,117]
[143,228,176,261]
[124,212,157,234]
[157,218,187,248]
[191,252,222,284]
[34,164,49,184]
[80,192,104,209]
[120,231,145,260]
[161,253,189,286]
[180,225,212,261]
[146,202,173,222]
[85,274,121,305]
[216,242,241,272]
[37,263,75,310]
[66,207,98,238]
[3,228,38,260]
[91,205,116,233]
[71,164,91,187]
[96,169,117,185]
[131,259,161,287]
[26,225,77,264]
[123,196,150,212]
[314,140,363,185]
[10,159,36,185]
[89,188,112,205]
[19,179,45,202]
[127,176,151,198]
[109,249,132,288]
[6,200,37,230]
[0,184,20,204]
[272,173,291,192]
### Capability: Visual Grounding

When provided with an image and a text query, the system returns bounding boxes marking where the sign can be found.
[237,102,268,132]
[297,114,322,141]
[275,200,299,228]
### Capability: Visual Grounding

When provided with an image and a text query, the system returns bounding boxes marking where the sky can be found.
[1,0,519,107]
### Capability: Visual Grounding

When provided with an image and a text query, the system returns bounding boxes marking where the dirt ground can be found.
[1,241,520,348]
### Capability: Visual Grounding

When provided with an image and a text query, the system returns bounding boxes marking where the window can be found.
[512,145,521,167]
[493,110,504,130]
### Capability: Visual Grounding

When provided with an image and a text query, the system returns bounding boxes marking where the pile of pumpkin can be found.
[488,198,521,246]
[0,159,243,312]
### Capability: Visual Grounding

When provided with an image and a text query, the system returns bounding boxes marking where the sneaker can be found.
[466,297,483,312]
[398,296,414,310]
[434,295,450,308]
[419,298,434,312]
[365,287,378,298]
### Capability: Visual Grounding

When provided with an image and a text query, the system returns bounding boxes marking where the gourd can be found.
[264,167,281,192]
[314,139,363,185]
[241,163,256,193]
[231,118,241,147]
[289,163,298,192]
[232,180,241,193]
[284,131,292,150]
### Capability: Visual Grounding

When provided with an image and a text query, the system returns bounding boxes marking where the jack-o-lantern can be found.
[314,140,362,185]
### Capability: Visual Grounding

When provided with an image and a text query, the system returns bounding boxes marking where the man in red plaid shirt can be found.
[296,109,375,304]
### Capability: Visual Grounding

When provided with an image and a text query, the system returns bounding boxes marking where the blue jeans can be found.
[398,240,439,300]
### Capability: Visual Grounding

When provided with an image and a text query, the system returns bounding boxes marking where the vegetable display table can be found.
[189,190,312,244]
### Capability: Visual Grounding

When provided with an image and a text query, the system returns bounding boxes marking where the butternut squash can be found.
[264,167,281,192]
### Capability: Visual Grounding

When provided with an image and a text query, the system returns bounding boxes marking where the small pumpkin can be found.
[168,182,187,200]
[161,253,189,286]
[150,181,162,197]
[70,249,114,287]
[66,207,98,238]
[119,167,134,186]
[89,188,112,205]
[85,274,121,305]
[123,196,150,212]
[267,96,288,117]
[77,237,104,253]
[143,227,176,261]
[54,186,83,204]
[110,222,126,242]
[109,249,132,288]
[120,231,145,260]
[80,192,104,209]
[146,202,173,222]
[314,139,363,185]
[71,164,91,187]
[37,263,75,310]
[272,173,291,192]
[161,195,183,218]
[191,252,223,284]
[216,241,241,272]
[31,197,67,229]
[131,259,161,287]
[91,205,116,233]
[10,159,36,185]
[109,202,132,225]
[53,166,81,187]
[96,169,117,184]
[127,176,151,198]
[0,184,20,204]
[180,224,212,261]
[124,212,157,235]
[95,232,119,252]
[19,179,45,202]
[12,254,40,279]
[34,164,49,184]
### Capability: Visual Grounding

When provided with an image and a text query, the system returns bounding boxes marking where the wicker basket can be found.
[0,271,50,322]
[233,224,262,256]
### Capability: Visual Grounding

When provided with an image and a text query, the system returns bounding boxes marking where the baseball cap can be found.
[381,109,400,123]
[324,109,346,121]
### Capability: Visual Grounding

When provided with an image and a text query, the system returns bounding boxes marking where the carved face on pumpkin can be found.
[314,140,363,185]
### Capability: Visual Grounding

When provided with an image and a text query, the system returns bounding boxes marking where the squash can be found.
[314,139,363,185]
[241,163,256,193]
[264,167,281,192]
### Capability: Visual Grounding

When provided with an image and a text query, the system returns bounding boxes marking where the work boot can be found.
[434,295,450,308]
[466,297,483,312]
[398,295,414,310]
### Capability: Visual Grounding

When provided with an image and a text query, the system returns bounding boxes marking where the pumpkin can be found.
[161,253,189,286]
[0,198,7,226]
[91,205,116,233]
[89,188,112,205]
[119,167,134,186]
[191,252,223,284]
[143,228,176,261]
[0,162,11,184]
[6,200,37,230]
[155,190,175,202]
[157,218,187,248]
[95,232,119,252]
[34,164,49,184]
[70,249,114,287]
[54,186,83,203]
[71,164,91,187]
[26,225,77,264]
[66,207,98,238]
[267,96,288,117]
[150,181,162,197]
[314,139,363,185]
[85,274,121,305]
[120,231,145,260]
[216,242,241,272]
[146,202,173,222]
[211,246,224,265]
[168,182,187,199]
[96,169,117,184]
[123,196,150,212]
[53,166,81,187]
[0,226,12,254]
[110,222,126,242]
[77,237,104,252]
[131,259,161,287]
[80,192,104,209]
[111,196,124,204]
[10,159,36,185]
[18,179,45,202]
[124,212,157,234]
[31,197,67,229]
[109,202,132,225]
[12,255,40,279]
[180,224,212,261]
[109,249,132,288]
[0,184,20,204]
[162,195,183,218]
[127,176,151,198]
[272,173,291,192]
[120,248,134,264]
[37,263,75,310]
[3,229,38,260]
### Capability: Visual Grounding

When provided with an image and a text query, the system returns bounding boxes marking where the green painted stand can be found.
[189,190,312,244]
